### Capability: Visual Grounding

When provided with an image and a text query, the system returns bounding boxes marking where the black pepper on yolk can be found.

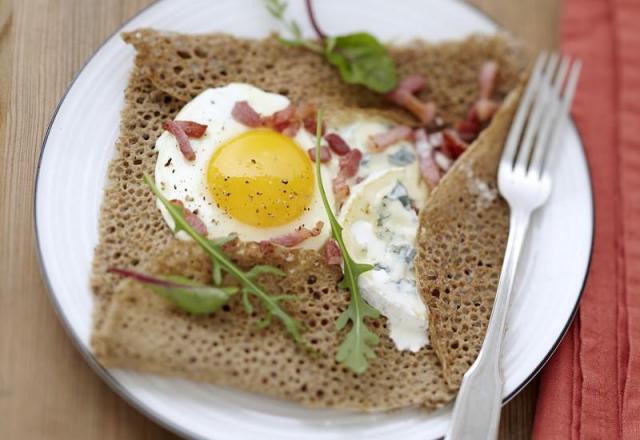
[207,128,315,227]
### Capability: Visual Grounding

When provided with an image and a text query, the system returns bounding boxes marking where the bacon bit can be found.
[332,178,350,204]
[389,93,436,125]
[332,148,363,204]
[169,199,207,235]
[272,104,296,126]
[173,121,207,138]
[387,74,427,97]
[303,116,325,136]
[270,221,324,247]
[368,125,413,151]
[404,97,436,125]
[324,133,351,155]
[337,148,362,178]
[295,102,317,120]
[291,102,322,135]
[264,104,296,132]
[163,121,196,161]
[258,102,321,137]
[231,101,262,127]
[230,99,323,138]
[441,128,469,159]
[479,60,499,100]
[473,60,501,123]
[324,239,342,265]
[221,236,240,253]
[258,240,276,255]
[475,98,500,122]
[282,119,301,137]
[308,146,332,163]
[414,129,442,189]
[455,108,483,143]
[385,75,436,124]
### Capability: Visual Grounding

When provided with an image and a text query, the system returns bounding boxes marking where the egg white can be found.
[154,83,336,250]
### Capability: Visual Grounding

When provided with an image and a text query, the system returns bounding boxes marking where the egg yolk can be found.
[207,129,315,227]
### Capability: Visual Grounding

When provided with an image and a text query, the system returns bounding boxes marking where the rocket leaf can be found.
[313,111,381,374]
[108,268,237,315]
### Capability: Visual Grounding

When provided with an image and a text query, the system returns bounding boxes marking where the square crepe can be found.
[91,29,525,411]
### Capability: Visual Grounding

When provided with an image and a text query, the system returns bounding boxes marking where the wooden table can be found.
[0,0,559,438]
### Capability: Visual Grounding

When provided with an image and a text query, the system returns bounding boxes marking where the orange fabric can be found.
[533,0,640,438]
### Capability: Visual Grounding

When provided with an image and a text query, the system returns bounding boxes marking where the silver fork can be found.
[444,53,581,440]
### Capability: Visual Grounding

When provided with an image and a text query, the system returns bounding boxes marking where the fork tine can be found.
[539,59,582,178]
[528,56,571,177]
[513,54,559,172]
[500,53,548,170]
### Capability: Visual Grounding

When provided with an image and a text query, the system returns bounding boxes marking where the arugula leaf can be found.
[313,111,381,374]
[245,265,286,279]
[144,175,306,344]
[264,0,397,93]
[264,0,323,53]
[208,234,237,285]
[108,268,237,315]
[324,33,397,93]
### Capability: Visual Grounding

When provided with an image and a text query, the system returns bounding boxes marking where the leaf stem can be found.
[305,0,325,40]
[108,267,182,288]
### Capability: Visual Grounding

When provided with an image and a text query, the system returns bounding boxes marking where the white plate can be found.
[34,0,594,439]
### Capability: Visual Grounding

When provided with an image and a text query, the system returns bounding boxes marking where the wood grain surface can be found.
[0,0,559,438]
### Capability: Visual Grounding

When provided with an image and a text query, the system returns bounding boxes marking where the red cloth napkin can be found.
[532,0,640,438]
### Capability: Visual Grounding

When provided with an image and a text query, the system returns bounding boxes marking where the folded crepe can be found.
[415,88,520,389]
[91,29,524,411]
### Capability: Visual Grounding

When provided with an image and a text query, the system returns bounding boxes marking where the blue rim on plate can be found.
[33,1,595,438]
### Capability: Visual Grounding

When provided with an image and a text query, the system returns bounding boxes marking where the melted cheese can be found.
[339,168,429,352]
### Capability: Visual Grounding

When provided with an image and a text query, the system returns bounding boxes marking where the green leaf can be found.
[335,309,379,373]
[278,36,304,47]
[152,275,237,315]
[211,259,223,286]
[208,236,236,285]
[256,314,272,329]
[144,174,306,345]
[108,268,237,315]
[313,111,381,373]
[323,33,398,93]
[245,265,286,279]
[264,0,287,18]
[264,0,314,50]
[210,235,238,247]
[241,287,254,314]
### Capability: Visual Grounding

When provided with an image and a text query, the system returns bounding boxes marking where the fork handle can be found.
[445,210,531,440]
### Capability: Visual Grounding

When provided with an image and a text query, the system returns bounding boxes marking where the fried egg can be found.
[154,83,335,250]
[155,84,430,351]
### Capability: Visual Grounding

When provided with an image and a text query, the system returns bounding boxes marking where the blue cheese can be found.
[339,168,429,352]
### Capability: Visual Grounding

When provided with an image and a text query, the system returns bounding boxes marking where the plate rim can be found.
[33,0,595,439]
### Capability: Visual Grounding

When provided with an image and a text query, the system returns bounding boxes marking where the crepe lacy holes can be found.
[176,50,191,59]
